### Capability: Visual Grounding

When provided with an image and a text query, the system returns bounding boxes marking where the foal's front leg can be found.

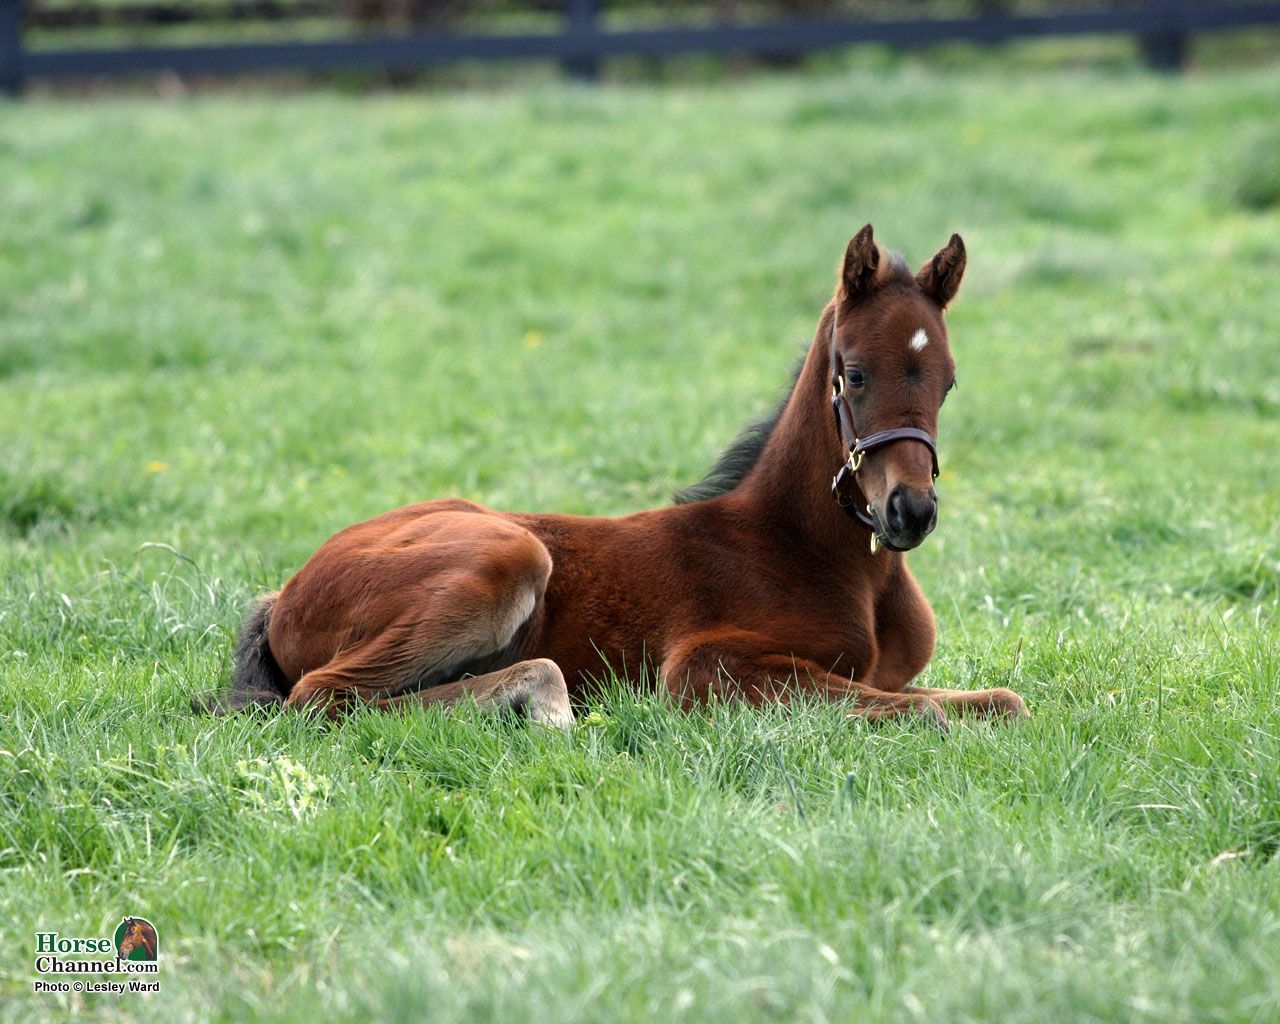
[873,561,1028,721]
[902,683,1028,720]
[660,628,950,728]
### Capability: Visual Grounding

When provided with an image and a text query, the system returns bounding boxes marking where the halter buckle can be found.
[847,448,864,473]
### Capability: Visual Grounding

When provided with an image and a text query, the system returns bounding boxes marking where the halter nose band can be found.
[851,428,939,480]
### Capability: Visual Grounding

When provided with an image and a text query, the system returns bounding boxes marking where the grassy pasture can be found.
[2,56,1279,1021]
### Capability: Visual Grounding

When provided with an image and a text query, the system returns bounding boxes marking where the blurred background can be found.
[4,0,1280,93]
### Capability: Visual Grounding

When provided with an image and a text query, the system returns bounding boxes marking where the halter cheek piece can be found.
[829,320,939,554]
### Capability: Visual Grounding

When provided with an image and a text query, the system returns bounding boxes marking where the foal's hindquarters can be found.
[264,500,574,726]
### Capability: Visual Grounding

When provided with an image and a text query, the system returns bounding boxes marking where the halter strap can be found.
[828,317,939,550]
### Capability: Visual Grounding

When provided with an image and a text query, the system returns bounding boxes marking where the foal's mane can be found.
[674,249,913,506]
[673,353,804,505]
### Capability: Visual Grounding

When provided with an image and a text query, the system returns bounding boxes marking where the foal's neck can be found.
[729,303,878,563]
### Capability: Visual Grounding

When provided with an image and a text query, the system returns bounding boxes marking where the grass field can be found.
[2,53,1279,1022]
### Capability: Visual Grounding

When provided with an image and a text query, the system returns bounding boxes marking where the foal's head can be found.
[830,225,965,552]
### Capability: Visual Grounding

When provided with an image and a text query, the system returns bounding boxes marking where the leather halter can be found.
[829,319,939,553]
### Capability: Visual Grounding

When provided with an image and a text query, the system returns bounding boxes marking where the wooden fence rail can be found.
[3,0,1280,94]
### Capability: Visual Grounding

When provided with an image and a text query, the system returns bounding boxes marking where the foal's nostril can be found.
[886,488,908,534]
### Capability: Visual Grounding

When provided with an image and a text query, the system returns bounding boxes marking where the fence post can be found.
[562,0,600,82]
[0,0,24,96]
[1139,0,1189,72]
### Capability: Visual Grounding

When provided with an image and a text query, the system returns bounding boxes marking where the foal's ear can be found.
[916,233,966,310]
[839,224,882,303]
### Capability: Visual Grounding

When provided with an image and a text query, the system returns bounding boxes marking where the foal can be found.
[211,226,1027,728]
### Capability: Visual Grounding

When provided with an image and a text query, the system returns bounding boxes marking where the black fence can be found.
[4,0,1280,93]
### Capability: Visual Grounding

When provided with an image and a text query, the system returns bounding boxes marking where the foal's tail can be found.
[191,593,291,714]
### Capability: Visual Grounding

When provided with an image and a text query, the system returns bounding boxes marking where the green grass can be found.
[2,55,1279,1022]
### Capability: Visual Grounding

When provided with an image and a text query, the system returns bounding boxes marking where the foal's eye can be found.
[943,377,957,402]
[845,368,866,389]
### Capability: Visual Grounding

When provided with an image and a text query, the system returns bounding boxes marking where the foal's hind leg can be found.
[277,511,562,721]
[370,658,573,728]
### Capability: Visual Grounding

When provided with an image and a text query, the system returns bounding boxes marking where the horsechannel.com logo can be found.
[32,917,160,995]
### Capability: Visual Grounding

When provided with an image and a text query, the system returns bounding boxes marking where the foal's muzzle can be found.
[880,484,937,551]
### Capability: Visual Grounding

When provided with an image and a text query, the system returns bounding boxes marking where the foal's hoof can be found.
[283,681,344,720]
[530,706,575,730]
[918,700,951,732]
[987,688,1030,721]
[527,697,575,730]
[518,658,576,730]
